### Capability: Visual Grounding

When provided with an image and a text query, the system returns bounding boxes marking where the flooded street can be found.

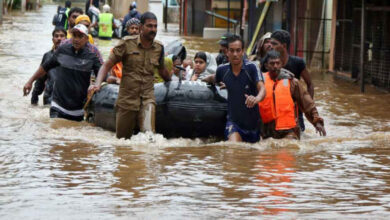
[1,4,390,219]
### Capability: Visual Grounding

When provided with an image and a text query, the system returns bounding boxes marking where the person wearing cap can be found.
[269,29,314,132]
[89,12,171,139]
[97,4,116,40]
[125,18,141,36]
[23,24,103,121]
[107,18,141,85]
[216,32,233,66]
[75,14,94,44]
[30,27,67,105]
[122,2,141,37]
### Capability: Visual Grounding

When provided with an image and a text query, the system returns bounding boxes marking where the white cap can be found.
[72,24,89,36]
[103,4,110,13]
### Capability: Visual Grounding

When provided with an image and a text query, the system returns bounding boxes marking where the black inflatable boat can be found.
[86,81,228,138]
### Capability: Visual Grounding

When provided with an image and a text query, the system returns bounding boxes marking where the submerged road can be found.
[0,4,390,219]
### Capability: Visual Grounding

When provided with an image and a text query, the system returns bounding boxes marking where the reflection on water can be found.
[0,4,390,219]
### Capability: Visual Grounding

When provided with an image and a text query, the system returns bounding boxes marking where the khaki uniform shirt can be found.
[108,35,164,111]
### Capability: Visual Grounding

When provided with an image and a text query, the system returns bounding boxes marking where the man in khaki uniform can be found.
[89,12,171,139]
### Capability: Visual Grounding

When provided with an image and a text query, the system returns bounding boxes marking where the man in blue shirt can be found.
[204,35,266,143]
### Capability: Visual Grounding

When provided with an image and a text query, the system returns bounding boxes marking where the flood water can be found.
[1,4,390,219]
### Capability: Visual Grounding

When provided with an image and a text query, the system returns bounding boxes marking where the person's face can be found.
[194,58,206,74]
[267,58,282,78]
[140,19,157,41]
[69,12,81,28]
[227,40,244,65]
[52,31,66,48]
[220,45,228,55]
[270,38,286,54]
[172,59,182,75]
[127,24,140,35]
[260,38,272,55]
[72,31,88,50]
[78,20,91,30]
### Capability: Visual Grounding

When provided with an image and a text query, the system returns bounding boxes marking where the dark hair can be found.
[264,50,281,64]
[52,27,67,37]
[172,55,180,62]
[227,34,244,49]
[194,52,207,62]
[271,30,291,49]
[65,0,72,8]
[140,12,157,24]
[68,7,84,18]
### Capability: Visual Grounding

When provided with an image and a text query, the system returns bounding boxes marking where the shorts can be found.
[224,120,260,143]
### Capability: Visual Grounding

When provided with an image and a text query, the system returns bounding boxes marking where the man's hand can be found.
[88,84,101,96]
[244,94,260,108]
[23,81,33,96]
[201,74,215,84]
[315,123,326,136]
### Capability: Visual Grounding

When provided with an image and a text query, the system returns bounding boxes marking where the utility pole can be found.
[240,0,243,37]
[21,0,26,12]
[360,0,366,93]
[227,0,230,33]
[164,0,168,31]
[0,0,3,24]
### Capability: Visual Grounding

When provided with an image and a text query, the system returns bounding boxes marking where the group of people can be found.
[52,1,141,40]
[203,30,326,142]
[23,2,326,143]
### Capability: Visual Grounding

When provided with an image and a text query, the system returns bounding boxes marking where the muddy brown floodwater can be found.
[1,4,390,220]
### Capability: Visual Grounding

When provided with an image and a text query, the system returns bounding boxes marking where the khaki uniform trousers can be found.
[116,103,156,139]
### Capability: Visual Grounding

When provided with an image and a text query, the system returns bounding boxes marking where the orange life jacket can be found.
[259,72,296,130]
[110,49,123,79]
[112,62,122,79]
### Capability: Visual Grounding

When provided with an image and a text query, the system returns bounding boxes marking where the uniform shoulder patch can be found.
[122,35,138,41]
[153,39,164,46]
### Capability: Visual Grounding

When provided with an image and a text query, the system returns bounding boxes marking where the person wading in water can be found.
[23,24,103,121]
[89,12,171,139]
[203,35,266,143]
[30,27,67,105]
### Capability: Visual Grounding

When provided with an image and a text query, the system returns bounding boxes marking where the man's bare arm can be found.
[158,67,172,82]
[300,68,314,98]
[88,60,115,93]
[201,74,216,84]
[23,66,47,96]
[245,81,266,108]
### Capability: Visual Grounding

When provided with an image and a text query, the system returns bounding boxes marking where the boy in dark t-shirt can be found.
[204,35,266,143]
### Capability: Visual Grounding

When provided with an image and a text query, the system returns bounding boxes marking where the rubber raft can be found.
[86,81,228,138]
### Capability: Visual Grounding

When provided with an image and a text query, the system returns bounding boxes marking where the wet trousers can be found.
[116,103,156,139]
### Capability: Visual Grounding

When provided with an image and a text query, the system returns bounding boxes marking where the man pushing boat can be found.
[88,12,171,139]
